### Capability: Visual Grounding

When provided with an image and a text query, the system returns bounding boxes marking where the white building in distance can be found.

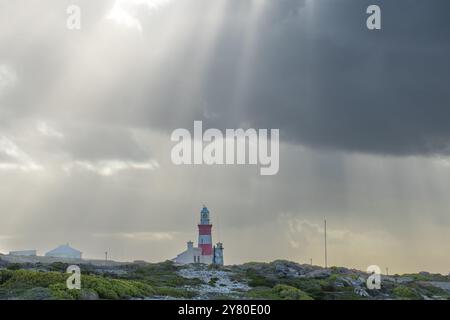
[9,250,37,257]
[45,244,82,259]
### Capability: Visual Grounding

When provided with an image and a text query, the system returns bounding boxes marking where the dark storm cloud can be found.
[202,0,450,156]
[107,0,450,156]
[1,0,450,157]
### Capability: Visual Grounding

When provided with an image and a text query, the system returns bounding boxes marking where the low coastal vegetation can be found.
[0,258,449,300]
[0,261,198,300]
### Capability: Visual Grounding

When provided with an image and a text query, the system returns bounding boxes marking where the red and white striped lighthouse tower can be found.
[198,206,213,256]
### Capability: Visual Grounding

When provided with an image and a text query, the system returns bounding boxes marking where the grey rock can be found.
[354,287,370,297]
[305,269,332,279]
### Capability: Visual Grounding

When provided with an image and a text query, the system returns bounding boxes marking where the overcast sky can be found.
[1,0,450,274]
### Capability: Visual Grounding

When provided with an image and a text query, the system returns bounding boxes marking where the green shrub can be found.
[0,270,66,289]
[124,261,201,287]
[209,277,219,286]
[49,262,69,272]
[48,282,99,300]
[416,283,450,298]
[245,287,279,300]
[393,286,421,300]
[6,264,21,271]
[82,276,150,299]
[273,284,313,300]
[278,278,324,299]
[0,269,156,300]
[49,283,80,300]
[245,284,313,300]
[245,269,276,288]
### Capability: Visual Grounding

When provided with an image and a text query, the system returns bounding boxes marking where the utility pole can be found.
[105,251,108,263]
[324,219,328,269]
[310,258,313,266]
[386,267,389,276]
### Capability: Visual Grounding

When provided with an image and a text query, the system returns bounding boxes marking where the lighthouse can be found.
[172,205,224,265]
[198,206,213,257]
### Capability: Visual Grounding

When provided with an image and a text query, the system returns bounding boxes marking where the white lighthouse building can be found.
[173,206,224,266]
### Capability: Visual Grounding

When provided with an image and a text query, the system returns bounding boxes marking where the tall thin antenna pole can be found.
[324,219,328,269]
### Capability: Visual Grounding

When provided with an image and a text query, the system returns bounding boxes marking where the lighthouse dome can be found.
[200,206,210,224]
